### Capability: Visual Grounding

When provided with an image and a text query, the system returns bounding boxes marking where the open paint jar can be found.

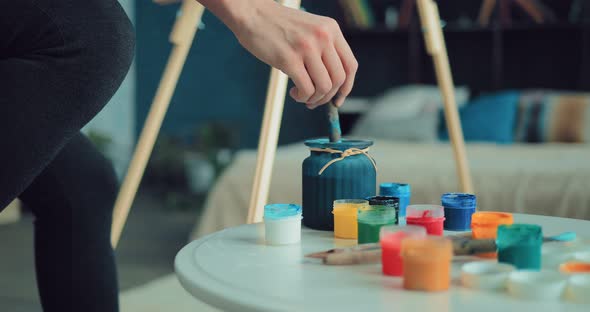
[461,261,515,290]
[497,224,542,270]
[401,236,453,291]
[471,211,514,258]
[559,261,590,274]
[379,183,410,225]
[441,193,476,231]
[302,139,376,231]
[357,198,398,244]
[380,225,426,276]
[405,205,445,236]
[507,270,567,300]
[263,204,302,245]
[332,199,368,239]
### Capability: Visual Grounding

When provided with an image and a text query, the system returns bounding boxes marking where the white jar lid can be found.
[461,261,515,290]
[574,251,590,262]
[565,275,590,304]
[507,270,567,300]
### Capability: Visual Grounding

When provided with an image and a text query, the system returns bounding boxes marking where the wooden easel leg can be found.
[416,0,474,194]
[111,1,205,248]
[247,0,302,224]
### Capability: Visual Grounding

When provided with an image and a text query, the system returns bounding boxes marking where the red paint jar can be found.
[379,225,427,276]
[406,205,445,236]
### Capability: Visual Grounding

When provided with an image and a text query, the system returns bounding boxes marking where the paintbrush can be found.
[305,232,577,265]
[327,101,341,142]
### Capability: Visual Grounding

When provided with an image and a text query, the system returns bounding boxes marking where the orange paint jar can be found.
[401,236,453,292]
[560,261,590,274]
[471,212,513,258]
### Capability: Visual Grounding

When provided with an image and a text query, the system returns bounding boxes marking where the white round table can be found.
[175,214,590,312]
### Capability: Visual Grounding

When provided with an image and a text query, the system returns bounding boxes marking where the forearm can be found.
[196,0,264,32]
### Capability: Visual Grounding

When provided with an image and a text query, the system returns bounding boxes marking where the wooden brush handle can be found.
[324,249,381,265]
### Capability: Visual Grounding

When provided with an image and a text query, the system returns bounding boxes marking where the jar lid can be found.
[304,138,373,150]
[507,270,567,300]
[380,225,426,243]
[406,205,445,219]
[264,204,302,220]
[367,195,399,207]
[566,275,590,303]
[379,183,411,196]
[471,211,513,227]
[401,236,453,260]
[332,199,368,216]
[441,193,477,209]
[461,261,515,290]
[497,224,543,248]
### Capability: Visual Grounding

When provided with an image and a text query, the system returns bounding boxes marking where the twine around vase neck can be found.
[308,147,377,175]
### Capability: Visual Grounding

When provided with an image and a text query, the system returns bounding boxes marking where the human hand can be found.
[225,0,358,109]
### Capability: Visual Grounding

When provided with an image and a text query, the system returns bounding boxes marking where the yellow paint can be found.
[332,200,368,239]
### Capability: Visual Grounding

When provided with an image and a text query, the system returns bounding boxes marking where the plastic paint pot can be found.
[565,275,590,303]
[379,183,410,225]
[264,204,302,245]
[441,193,476,231]
[401,236,453,292]
[471,211,514,258]
[497,224,542,270]
[460,261,515,290]
[302,139,376,231]
[379,225,426,277]
[405,205,445,236]
[559,261,590,274]
[507,270,567,300]
[357,200,398,244]
[332,199,368,239]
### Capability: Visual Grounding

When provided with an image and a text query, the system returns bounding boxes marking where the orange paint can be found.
[560,261,590,274]
[401,236,453,292]
[471,212,513,258]
[332,199,368,239]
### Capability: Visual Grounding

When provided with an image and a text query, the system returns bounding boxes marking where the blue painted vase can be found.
[302,138,377,231]
[380,183,410,225]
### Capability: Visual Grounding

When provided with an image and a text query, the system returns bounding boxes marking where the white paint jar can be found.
[264,204,302,246]
[461,261,515,291]
[507,270,567,301]
[565,275,590,304]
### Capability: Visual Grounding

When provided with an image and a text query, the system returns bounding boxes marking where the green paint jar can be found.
[497,224,542,270]
[357,198,398,244]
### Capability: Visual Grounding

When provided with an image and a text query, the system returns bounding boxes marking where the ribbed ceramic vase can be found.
[302,138,377,231]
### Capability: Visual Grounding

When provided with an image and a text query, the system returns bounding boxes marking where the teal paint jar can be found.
[302,138,377,231]
[380,183,410,225]
[357,197,398,244]
[497,224,542,270]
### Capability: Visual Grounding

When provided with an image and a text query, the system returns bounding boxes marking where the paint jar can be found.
[497,224,542,270]
[401,236,453,292]
[405,205,445,236]
[471,211,514,258]
[565,275,590,304]
[441,193,476,231]
[379,183,410,225]
[263,204,302,245]
[559,261,590,274]
[380,225,426,276]
[302,138,376,231]
[461,261,515,291]
[507,270,567,300]
[332,199,368,239]
[357,199,398,244]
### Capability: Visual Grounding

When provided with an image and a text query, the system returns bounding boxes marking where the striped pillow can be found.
[515,91,590,143]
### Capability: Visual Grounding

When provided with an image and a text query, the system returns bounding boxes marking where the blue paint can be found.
[497,224,542,270]
[264,204,302,220]
[441,193,476,231]
[380,183,410,225]
[302,139,376,231]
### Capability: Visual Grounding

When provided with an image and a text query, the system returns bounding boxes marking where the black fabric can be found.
[0,0,135,311]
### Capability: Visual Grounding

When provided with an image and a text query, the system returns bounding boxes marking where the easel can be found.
[110,0,473,248]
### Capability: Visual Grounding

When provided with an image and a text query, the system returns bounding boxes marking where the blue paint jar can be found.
[302,138,377,231]
[497,224,542,270]
[441,193,476,231]
[380,183,410,225]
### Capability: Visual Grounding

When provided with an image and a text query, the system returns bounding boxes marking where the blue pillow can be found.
[439,91,520,144]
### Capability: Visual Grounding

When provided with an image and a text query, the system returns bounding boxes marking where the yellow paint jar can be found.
[332,199,368,239]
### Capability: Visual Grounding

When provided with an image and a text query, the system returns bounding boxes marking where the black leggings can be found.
[0,0,134,311]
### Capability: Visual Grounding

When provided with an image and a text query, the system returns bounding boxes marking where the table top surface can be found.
[175,214,590,312]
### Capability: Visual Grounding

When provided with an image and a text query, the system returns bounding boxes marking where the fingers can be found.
[303,52,332,108]
[285,61,315,104]
[315,47,346,107]
[332,34,358,107]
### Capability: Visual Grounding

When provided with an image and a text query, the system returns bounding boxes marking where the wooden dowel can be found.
[416,0,474,194]
[111,1,204,248]
[247,0,302,224]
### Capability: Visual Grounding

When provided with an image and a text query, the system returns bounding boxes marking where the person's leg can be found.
[19,133,119,312]
[0,0,134,210]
